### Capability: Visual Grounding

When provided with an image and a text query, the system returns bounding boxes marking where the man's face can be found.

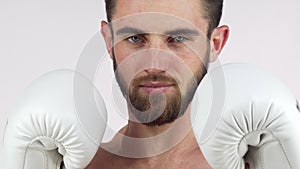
[105,0,211,126]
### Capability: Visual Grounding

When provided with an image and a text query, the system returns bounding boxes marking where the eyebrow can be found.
[164,29,201,36]
[116,27,145,36]
[116,27,201,36]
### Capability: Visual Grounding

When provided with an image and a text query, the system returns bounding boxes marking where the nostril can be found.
[145,68,165,74]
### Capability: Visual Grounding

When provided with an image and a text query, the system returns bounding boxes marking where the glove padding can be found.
[4,70,107,169]
[191,64,300,169]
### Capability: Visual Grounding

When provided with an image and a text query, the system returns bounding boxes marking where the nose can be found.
[144,49,168,74]
[144,68,165,74]
[144,35,170,74]
[148,35,166,49]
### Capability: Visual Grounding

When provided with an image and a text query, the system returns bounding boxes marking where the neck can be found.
[126,104,192,137]
[115,104,199,158]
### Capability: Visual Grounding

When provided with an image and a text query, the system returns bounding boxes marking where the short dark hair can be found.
[104,0,116,23]
[104,0,223,37]
[201,0,223,36]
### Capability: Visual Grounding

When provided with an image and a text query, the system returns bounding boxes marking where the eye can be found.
[126,35,143,43]
[169,36,189,43]
[175,36,186,42]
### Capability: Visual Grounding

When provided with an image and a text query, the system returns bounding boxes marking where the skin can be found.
[84,0,250,168]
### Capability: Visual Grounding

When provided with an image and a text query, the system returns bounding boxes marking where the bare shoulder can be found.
[84,146,114,169]
[85,126,128,169]
[169,148,213,169]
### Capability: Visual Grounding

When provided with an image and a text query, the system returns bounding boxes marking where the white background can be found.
[1,0,300,163]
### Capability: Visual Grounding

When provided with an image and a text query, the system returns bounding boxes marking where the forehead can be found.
[112,0,208,33]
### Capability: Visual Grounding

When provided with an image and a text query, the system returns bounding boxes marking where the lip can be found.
[139,82,175,93]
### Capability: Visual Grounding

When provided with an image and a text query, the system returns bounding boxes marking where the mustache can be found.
[132,73,178,86]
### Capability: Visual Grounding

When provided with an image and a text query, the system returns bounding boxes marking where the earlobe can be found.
[209,25,230,62]
[100,21,113,59]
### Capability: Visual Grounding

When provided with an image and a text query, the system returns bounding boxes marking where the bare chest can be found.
[96,161,206,169]
[92,153,212,169]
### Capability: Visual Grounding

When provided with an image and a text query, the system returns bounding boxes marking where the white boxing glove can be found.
[191,64,300,169]
[4,70,107,169]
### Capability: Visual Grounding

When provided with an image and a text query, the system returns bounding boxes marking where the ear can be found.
[209,25,230,62]
[101,21,113,59]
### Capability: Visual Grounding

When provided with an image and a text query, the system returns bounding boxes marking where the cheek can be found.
[176,48,204,73]
[174,49,207,91]
[113,43,135,64]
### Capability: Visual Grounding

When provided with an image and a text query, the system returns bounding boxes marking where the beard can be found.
[127,73,184,126]
[113,49,208,126]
